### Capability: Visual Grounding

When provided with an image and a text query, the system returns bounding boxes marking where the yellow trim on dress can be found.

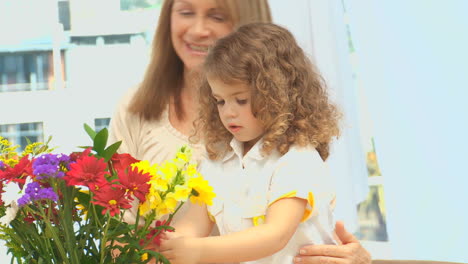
[208,211,216,223]
[252,215,266,226]
[302,191,315,222]
[252,190,316,225]
[268,190,299,206]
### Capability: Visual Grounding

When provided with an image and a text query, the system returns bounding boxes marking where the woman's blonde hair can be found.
[128,0,272,121]
[196,23,341,161]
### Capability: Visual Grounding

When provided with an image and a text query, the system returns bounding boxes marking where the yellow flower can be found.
[1,158,18,167]
[132,160,158,176]
[176,146,192,162]
[0,138,11,147]
[156,193,178,216]
[158,162,178,182]
[148,176,168,192]
[188,176,216,206]
[185,163,199,177]
[172,185,191,201]
[176,152,188,163]
[22,142,43,156]
[140,191,162,216]
[141,253,149,261]
[163,193,178,210]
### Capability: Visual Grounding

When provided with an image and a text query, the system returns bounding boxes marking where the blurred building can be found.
[0,0,159,152]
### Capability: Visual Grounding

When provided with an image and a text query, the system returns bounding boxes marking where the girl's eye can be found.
[236,99,248,105]
[215,100,225,106]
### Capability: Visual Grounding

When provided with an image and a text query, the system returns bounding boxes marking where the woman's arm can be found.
[160,197,307,264]
[294,221,371,264]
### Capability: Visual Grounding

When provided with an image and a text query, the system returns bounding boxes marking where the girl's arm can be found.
[160,197,307,264]
[172,203,214,238]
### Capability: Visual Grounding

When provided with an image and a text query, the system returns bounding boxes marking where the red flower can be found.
[64,155,109,190]
[140,219,173,247]
[92,186,132,216]
[0,156,33,186]
[111,153,140,172]
[117,167,150,203]
[69,147,92,162]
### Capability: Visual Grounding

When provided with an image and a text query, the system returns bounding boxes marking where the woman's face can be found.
[171,0,233,71]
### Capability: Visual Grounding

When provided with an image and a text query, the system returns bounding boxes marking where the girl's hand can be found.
[294,221,371,264]
[160,232,202,264]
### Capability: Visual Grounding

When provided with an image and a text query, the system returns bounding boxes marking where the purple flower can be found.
[33,154,70,179]
[18,182,58,206]
[17,194,31,207]
[0,160,5,170]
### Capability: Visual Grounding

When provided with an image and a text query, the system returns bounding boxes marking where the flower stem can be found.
[100,211,111,264]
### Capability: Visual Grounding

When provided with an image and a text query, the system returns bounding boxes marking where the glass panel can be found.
[94,118,111,133]
[58,1,71,31]
[120,0,161,11]
[0,52,57,92]
[355,185,388,241]
[104,34,131,45]
[0,122,44,152]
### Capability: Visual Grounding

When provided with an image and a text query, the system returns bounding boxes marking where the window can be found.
[120,0,161,11]
[94,118,111,133]
[0,51,66,92]
[0,122,44,152]
[340,0,388,242]
[58,0,71,31]
[71,34,135,46]
[355,138,388,241]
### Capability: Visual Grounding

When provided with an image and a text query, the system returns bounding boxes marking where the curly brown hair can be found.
[195,23,341,161]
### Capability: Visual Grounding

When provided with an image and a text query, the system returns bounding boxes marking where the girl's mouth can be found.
[228,125,242,133]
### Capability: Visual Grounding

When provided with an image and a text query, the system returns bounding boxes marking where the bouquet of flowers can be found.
[0,124,215,264]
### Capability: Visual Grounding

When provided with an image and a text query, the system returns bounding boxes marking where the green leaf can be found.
[77,145,92,149]
[93,128,108,155]
[102,141,122,162]
[84,123,97,140]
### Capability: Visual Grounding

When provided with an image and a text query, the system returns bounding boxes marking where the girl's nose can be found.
[223,104,238,118]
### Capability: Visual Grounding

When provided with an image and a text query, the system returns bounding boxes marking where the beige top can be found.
[108,88,204,224]
[108,88,204,166]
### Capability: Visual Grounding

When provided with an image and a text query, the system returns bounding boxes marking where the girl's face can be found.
[208,77,265,153]
[171,0,233,71]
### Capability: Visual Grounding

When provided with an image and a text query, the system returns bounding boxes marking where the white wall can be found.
[347,1,468,262]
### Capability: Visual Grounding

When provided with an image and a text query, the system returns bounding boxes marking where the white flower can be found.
[0,200,19,225]
[1,180,22,206]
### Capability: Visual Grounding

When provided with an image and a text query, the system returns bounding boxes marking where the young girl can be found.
[160,22,342,264]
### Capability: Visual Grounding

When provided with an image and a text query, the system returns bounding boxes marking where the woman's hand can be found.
[294,221,371,264]
[160,233,202,264]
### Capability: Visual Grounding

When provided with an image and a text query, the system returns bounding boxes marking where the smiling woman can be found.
[170,0,233,71]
